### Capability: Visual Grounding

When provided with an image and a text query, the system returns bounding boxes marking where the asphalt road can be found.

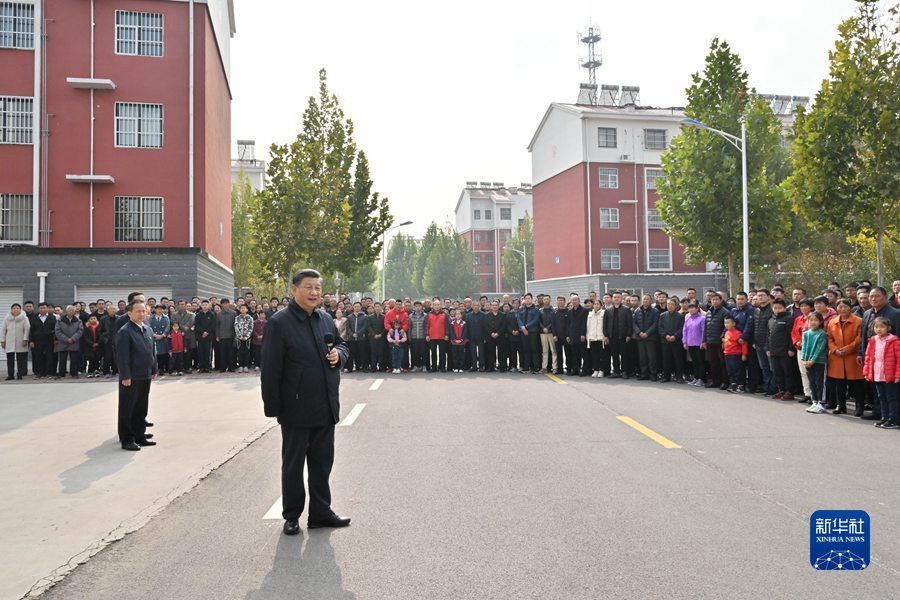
[38,372,900,599]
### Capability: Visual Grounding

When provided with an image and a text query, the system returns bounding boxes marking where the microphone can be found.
[323,333,337,368]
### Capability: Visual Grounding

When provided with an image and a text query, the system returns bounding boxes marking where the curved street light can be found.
[503,245,528,295]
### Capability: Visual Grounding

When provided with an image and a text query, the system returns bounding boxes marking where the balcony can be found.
[66,174,115,184]
[66,77,116,90]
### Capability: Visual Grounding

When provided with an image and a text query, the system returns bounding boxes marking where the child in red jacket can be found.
[449,310,468,373]
[864,316,900,428]
[169,321,186,376]
[722,315,749,393]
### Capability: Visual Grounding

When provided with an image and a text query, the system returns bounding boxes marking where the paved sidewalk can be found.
[0,374,274,600]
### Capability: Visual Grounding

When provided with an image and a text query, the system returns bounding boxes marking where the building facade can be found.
[455,182,532,294]
[231,139,265,191]
[0,0,235,310]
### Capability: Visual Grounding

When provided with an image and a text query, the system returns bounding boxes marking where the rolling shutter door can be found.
[0,287,24,314]
[74,285,173,306]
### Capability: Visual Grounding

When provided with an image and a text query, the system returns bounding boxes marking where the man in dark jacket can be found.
[517,294,542,374]
[261,269,350,535]
[752,289,775,394]
[116,300,158,451]
[464,300,486,372]
[603,292,632,378]
[632,294,660,380]
[550,296,570,375]
[704,293,730,389]
[658,298,685,382]
[215,299,237,372]
[505,299,522,371]
[483,300,505,372]
[28,302,57,378]
[767,299,796,400]
[567,294,588,376]
[55,306,84,378]
[365,303,388,372]
[346,302,368,372]
[731,292,756,393]
[99,304,119,376]
[194,300,216,373]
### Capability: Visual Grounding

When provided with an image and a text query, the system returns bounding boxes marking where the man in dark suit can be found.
[115,299,158,451]
[261,268,351,535]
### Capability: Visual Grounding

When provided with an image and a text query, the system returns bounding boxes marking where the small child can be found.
[800,312,828,414]
[169,321,185,376]
[234,304,254,373]
[863,316,900,429]
[386,318,407,375]
[251,310,267,371]
[722,315,748,393]
[83,315,102,377]
[449,309,468,373]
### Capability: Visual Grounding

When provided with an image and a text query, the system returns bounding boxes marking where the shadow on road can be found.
[246,530,355,600]
[58,436,136,494]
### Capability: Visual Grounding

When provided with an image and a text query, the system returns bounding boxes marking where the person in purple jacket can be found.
[682,301,707,386]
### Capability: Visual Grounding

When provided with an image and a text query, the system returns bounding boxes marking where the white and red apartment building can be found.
[455,182,532,294]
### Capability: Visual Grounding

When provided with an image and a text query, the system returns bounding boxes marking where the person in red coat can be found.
[427,302,449,372]
[863,317,900,428]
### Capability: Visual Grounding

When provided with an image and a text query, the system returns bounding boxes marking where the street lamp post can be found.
[680,118,750,294]
[381,220,413,301]
[503,246,528,295]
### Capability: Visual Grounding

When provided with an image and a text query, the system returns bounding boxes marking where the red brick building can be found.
[0,0,235,308]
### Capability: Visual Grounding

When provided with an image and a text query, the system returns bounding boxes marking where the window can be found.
[597,127,617,148]
[649,248,672,270]
[598,168,618,189]
[0,2,33,49]
[485,209,492,220]
[115,102,163,148]
[474,255,481,266]
[500,207,511,220]
[114,196,163,242]
[499,230,511,243]
[0,193,32,241]
[473,232,481,243]
[115,10,164,57]
[645,168,664,190]
[518,218,524,228]
[647,209,665,229]
[644,129,667,150]
[473,209,481,220]
[599,207,619,229]
[485,254,493,266]
[600,249,620,270]
[0,96,33,144]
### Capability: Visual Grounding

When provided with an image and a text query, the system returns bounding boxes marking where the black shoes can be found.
[135,439,157,447]
[122,442,141,451]
[308,514,351,529]
[144,433,154,440]
[283,519,300,535]
[145,420,154,427]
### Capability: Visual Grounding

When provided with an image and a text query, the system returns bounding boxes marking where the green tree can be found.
[231,173,259,291]
[423,226,479,299]
[413,222,440,296]
[657,39,792,294]
[784,1,899,285]
[383,234,420,299]
[341,263,378,296]
[501,213,534,292]
[252,69,392,288]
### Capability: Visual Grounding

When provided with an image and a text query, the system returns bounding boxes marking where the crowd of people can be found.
[2,280,899,428]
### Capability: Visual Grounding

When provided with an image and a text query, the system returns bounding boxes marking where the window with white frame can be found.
[648,248,672,270]
[597,127,617,148]
[499,230,511,242]
[0,2,34,49]
[598,168,618,189]
[473,232,481,243]
[600,249,620,270]
[518,218,524,228]
[474,254,481,266]
[0,193,32,241]
[647,209,665,229]
[473,209,481,220]
[485,254,493,266]
[0,96,33,144]
[644,129,667,150]
[599,207,619,229]
[484,209,492,220]
[115,10,163,57]
[500,207,511,220]
[645,168,664,190]
[114,196,163,242]
[115,102,163,148]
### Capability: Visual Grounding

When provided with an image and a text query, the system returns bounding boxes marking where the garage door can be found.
[0,287,24,314]
[74,285,173,306]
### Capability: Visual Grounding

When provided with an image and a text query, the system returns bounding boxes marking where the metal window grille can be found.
[598,168,618,189]
[599,208,619,229]
[485,209,492,220]
[485,254,493,266]
[473,209,481,220]
[500,207,511,220]
[647,209,665,229]
[0,2,34,49]
[474,232,481,243]
[0,194,33,241]
[649,248,672,270]
[645,168,664,190]
[644,129,667,150]
[598,127,617,148]
[600,249,620,270]
[115,10,163,57]
[0,96,33,144]
[114,196,163,242]
[115,102,163,148]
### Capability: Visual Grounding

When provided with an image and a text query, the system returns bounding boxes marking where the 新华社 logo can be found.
[810,510,870,570]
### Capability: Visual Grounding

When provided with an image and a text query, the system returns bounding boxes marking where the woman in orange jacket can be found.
[826,299,864,415]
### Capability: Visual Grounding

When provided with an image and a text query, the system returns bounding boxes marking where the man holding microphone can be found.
[261,269,351,535]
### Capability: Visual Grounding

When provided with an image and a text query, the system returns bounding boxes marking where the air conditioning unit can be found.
[619,154,632,161]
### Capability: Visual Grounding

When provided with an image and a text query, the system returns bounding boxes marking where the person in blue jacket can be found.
[632,294,660,380]
[517,293,542,374]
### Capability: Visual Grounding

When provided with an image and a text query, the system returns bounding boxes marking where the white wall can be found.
[455,192,472,232]
[583,115,682,166]
[530,107,584,185]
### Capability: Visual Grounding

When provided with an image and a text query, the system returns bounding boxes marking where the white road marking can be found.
[263,496,283,520]
[369,378,384,391]
[339,403,367,427]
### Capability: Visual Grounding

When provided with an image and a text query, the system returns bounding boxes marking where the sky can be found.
[230,0,865,239]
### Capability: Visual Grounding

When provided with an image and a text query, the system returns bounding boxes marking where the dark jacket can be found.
[603,305,632,341]
[464,309,485,342]
[28,313,57,344]
[517,304,541,333]
[365,313,388,339]
[658,310,685,343]
[767,311,794,356]
[731,304,755,343]
[632,306,660,339]
[505,310,522,343]
[539,306,554,333]
[115,320,158,381]
[568,305,588,340]
[704,306,729,345]
[551,308,570,340]
[215,308,237,340]
[55,315,84,352]
[260,302,348,427]
[753,304,773,348]
[859,303,900,358]
[194,309,216,340]
[483,311,506,340]
[346,311,368,341]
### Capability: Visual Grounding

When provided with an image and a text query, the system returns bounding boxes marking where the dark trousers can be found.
[770,354,796,394]
[450,344,467,370]
[705,343,727,386]
[468,340,485,370]
[497,337,510,370]
[873,382,899,422]
[508,339,521,370]
[217,339,235,371]
[369,338,384,370]
[237,339,251,368]
[521,331,541,372]
[252,345,263,368]
[57,351,80,377]
[6,352,27,377]
[198,337,213,370]
[589,342,607,374]
[608,338,626,375]
[687,346,705,380]
[626,339,639,376]
[172,351,185,372]
[103,342,117,375]
[348,339,366,371]
[485,338,499,371]
[117,378,151,444]
[827,377,865,413]
[806,363,826,404]
[409,339,426,369]
[637,338,658,378]
[554,340,569,373]
[661,342,685,380]
[569,340,586,374]
[428,339,446,371]
[32,340,54,376]
[84,348,102,373]
[724,355,746,387]
[745,349,761,391]
[755,346,775,393]
[156,353,169,373]
[281,424,335,521]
